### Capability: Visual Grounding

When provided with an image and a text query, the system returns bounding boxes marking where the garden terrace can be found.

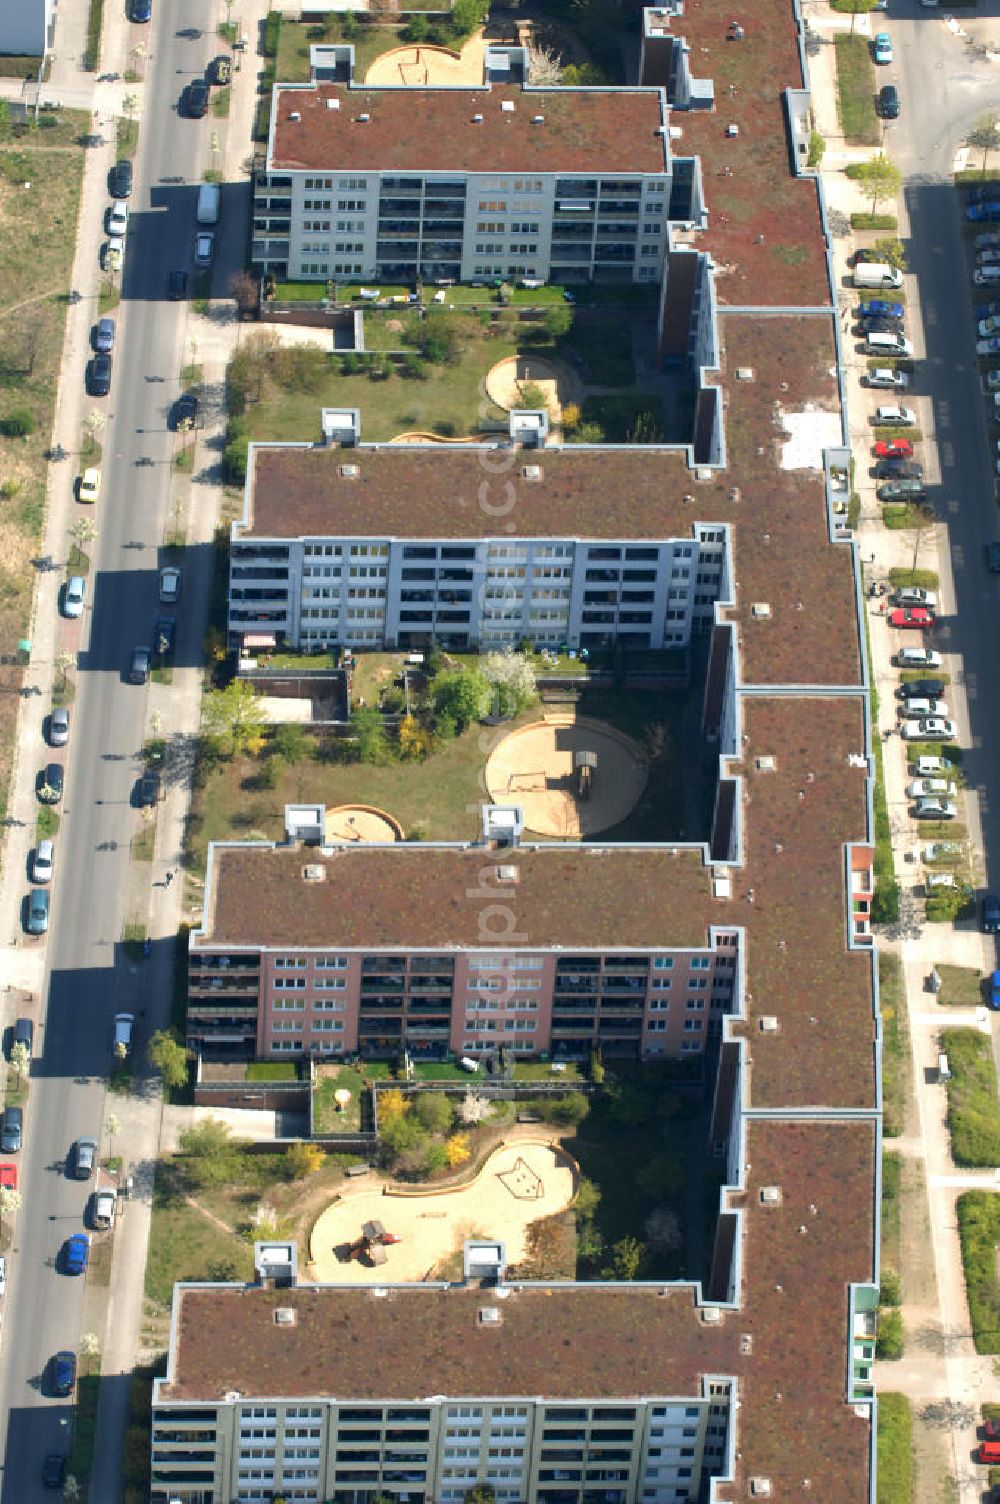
[270,83,669,175]
[671,0,830,307]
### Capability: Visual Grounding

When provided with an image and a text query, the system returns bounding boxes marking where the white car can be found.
[872,404,916,426]
[93,1190,116,1229]
[975,267,1000,287]
[897,698,948,720]
[103,235,124,270]
[915,755,954,777]
[988,370,1000,391]
[0,1254,7,1297]
[159,566,181,604]
[915,797,957,820]
[31,839,54,883]
[979,317,1000,338]
[894,586,937,609]
[902,717,957,740]
[976,234,1000,251]
[979,249,1000,267]
[925,872,958,891]
[194,232,214,267]
[907,778,958,799]
[78,466,100,504]
[63,575,86,619]
[865,368,909,390]
[923,840,963,862]
[108,201,128,238]
[894,647,942,669]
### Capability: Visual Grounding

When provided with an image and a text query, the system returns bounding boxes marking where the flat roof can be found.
[270,83,669,176]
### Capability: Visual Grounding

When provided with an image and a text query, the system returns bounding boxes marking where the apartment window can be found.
[691,956,711,970]
[274,978,307,991]
[653,957,674,970]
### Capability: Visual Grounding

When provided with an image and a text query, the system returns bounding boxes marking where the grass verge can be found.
[876,1393,912,1504]
[835,35,880,146]
[936,964,983,1007]
[958,1191,1000,1352]
[68,1358,101,1486]
[83,0,104,71]
[879,952,907,1137]
[941,1028,1000,1166]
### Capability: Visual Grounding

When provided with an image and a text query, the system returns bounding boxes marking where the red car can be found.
[889,608,935,629]
[874,439,914,459]
[0,1164,17,1190]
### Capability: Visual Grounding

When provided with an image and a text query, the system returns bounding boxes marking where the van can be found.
[853,262,904,291]
[865,330,913,357]
[937,1052,951,1082]
[196,182,220,227]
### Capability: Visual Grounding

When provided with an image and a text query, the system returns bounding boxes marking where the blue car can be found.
[967,203,1000,223]
[991,971,1000,1010]
[859,299,904,321]
[64,1234,90,1276]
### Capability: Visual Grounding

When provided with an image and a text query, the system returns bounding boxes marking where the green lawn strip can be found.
[276,17,405,83]
[68,1359,101,1486]
[888,566,938,590]
[941,1028,1000,1166]
[83,0,104,71]
[935,964,984,1008]
[879,953,907,1137]
[314,1065,368,1132]
[876,1393,912,1504]
[957,1191,1000,1353]
[0,55,43,79]
[880,1150,901,1293]
[145,1165,255,1307]
[866,615,897,923]
[834,35,880,146]
[247,1062,297,1081]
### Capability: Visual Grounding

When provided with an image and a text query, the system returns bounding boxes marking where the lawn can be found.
[935,964,983,1008]
[0,124,87,818]
[313,1064,379,1133]
[880,1150,901,1294]
[876,1393,912,1504]
[145,1170,254,1307]
[879,954,907,1136]
[834,35,880,146]
[275,16,406,84]
[957,1191,1000,1353]
[941,1028,1000,1167]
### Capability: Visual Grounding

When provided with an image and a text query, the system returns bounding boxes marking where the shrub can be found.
[879,1268,901,1306]
[405,13,429,41]
[424,1142,449,1175]
[340,352,361,375]
[272,723,311,763]
[419,314,460,365]
[876,1307,903,1360]
[958,1192,1000,1352]
[547,1092,590,1127]
[942,1028,1000,1167]
[807,130,826,168]
[1,409,34,437]
[223,425,249,485]
[263,9,281,57]
[412,1093,454,1135]
[400,352,427,381]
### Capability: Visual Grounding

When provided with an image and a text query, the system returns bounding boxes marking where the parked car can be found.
[167,269,188,301]
[983,893,1000,933]
[154,617,176,655]
[159,566,181,604]
[986,541,1000,573]
[975,267,1000,287]
[77,467,100,503]
[872,31,893,62]
[860,299,904,321]
[872,404,916,425]
[922,834,962,856]
[128,646,150,685]
[894,647,942,668]
[878,84,900,118]
[862,316,905,336]
[975,234,1000,251]
[896,698,948,719]
[137,769,161,807]
[37,763,64,803]
[112,1013,134,1058]
[63,1234,90,1276]
[864,368,909,390]
[990,973,1000,1012]
[0,1164,18,1191]
[101,236,123,271]
[110,159,132,198]
[48,707,69,747]
[62,575,86,619]
[130,0,151,19]
[31,839,54,883]
[877,479,926,502]
[13,1018,33,1059]
[874,438,913,459]
[978,336,1000,356]
[185,79,210,117]
[979,316,1000,338]
[896,679,945,699]
[1,1107,23,1153]
[907,777,957,798]
[926,872,959,892]
[50,1351,76,1398]
[74,1137,97,1180]
[889,607,935,628]
[107,201,128,239]
[172,393,198,432]
[978,249,1000,267]
[902,717,957,740]
[194,232,214,267]
[976,302,1000,320]
[966,203,1000,223]
[208,54,232,84]
[92,1190,116,1229]
[876,458,923,480]
[92,317,115,353]
[42,1454,67,1490]
[26,887,50,935]
[894,586,937,609]
[87,353,112,396]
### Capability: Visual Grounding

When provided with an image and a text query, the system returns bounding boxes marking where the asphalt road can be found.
[0,7,237,1499]
[879,12,1000,895]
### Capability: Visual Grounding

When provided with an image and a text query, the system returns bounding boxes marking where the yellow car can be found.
[78,467,100,504]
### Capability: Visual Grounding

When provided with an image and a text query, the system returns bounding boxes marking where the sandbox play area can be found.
[324,804,403,844]
[364,36,486,87]
[309,1139,576,1283]
[484,714,647,837]
[484,354,580,425]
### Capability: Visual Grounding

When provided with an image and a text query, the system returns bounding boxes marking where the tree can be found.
[63,1474,80,1500]
[272,722,310,764]
[398,713,434,761]
[524,42,562,85]
[431,667,491,729]
[544,304,573,340]
[517,381,549,413]
[562,61,607,86]
[69,516,98,550]
[419,313,460,365]
[229,270,259,319]
[379,1088,409,1123]
[79,1331,101,1362]
[547,1091,590,1126]
[807,130,826,170]
[283,1141,324,1179]
[13,308,44,377]
[644,1205,683,1252]
[460,1090,492,1125]
[635,1152,686,1199]
[352,704,388,764]
[445,1132,471,1166]
[8,1041,29,1083]
[380,1113,428,1163]
[836,0,877,32]
[0,1185,22,1235]
[405,12,429,40]
[482,647,538,717]
[54,650,74,689]
[203,680,269,755]
[413,1092,454,1135]
[967,114,1000,176]
[606,1234,646,1281]
[148,1030,191,1090]
[846,153,902,217]
[873,236,906,271]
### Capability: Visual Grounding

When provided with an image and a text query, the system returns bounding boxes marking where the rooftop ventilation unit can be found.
[759,1015,779,1033]
[701,1306,722,1325]
[522,464,542,481]
[751,602,771,618]
[495,865,518,883]
[289,111,301,122]
[501,100,515,112]
[302,864,326,883]
[478,1306,503,1326]
[755,755,776,772]
[472,113,483,122]
[340,463,360,479]
[532,114,544,123]
[741,1333,754,1355]
[274,1307,297,1327]
[711,873,731,899]
[358,112,370,122]
[749,1482,772,1498]
[759,1186,782,1206]
[735,367,755,381]
[327,98,339,110]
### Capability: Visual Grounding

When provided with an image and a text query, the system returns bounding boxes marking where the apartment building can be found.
[151,1245,738,1504]
[254,75,677,285]
[187,835,740,1060]
[229,439,731,653]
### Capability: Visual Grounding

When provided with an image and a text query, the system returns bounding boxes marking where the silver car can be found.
[31,840,54,884]
[74,1137,97,1181]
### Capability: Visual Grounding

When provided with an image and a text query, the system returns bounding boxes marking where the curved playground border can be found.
[325,803,405,842]
[386,1135,581,1202]
[483,713,647,838]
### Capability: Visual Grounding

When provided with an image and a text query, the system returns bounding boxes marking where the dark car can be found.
[51,1351,77,1398]
[13,1017,33,1058]
[877,479,926,502]
[896,679,945,700]
[185,80,210,117]
[128,646,151,685]
[137,769,161,807]
[172,393,199,432]
[983,893,1000,934]
[878,84,900,119]
[875,459,923,481]
[861,316,905,336]
[987,541,1000,573]
[37,763,64,804]
[131,0,151,19]
[859,299,904,320]
[154,616,176,655]
[93,317,116,353]
[167,268,188,301]
[87,353,112,396]
[42,1455,67,1490]
[0,1107,22,1153]
[110,158,133,198]
[208,54,232,84]
[967,203,1000,223]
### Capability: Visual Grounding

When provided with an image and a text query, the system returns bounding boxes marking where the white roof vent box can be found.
[522,464,543,481]
[501,99,515,113]
[478,1306,503,1326]
[750,1481,772,1499]
[759,1185,782,1206]
[302,864,326,883]
[735,367,755,381]
[751,602,771,619]
[274,1307,297,1327]
[289,111,301,122]
[340,463,360,479]
[495,865,519,884]
[759,1015,779,1034]
[755,755,776,772]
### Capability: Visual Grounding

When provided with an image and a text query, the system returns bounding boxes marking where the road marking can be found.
[940,441,955,467]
